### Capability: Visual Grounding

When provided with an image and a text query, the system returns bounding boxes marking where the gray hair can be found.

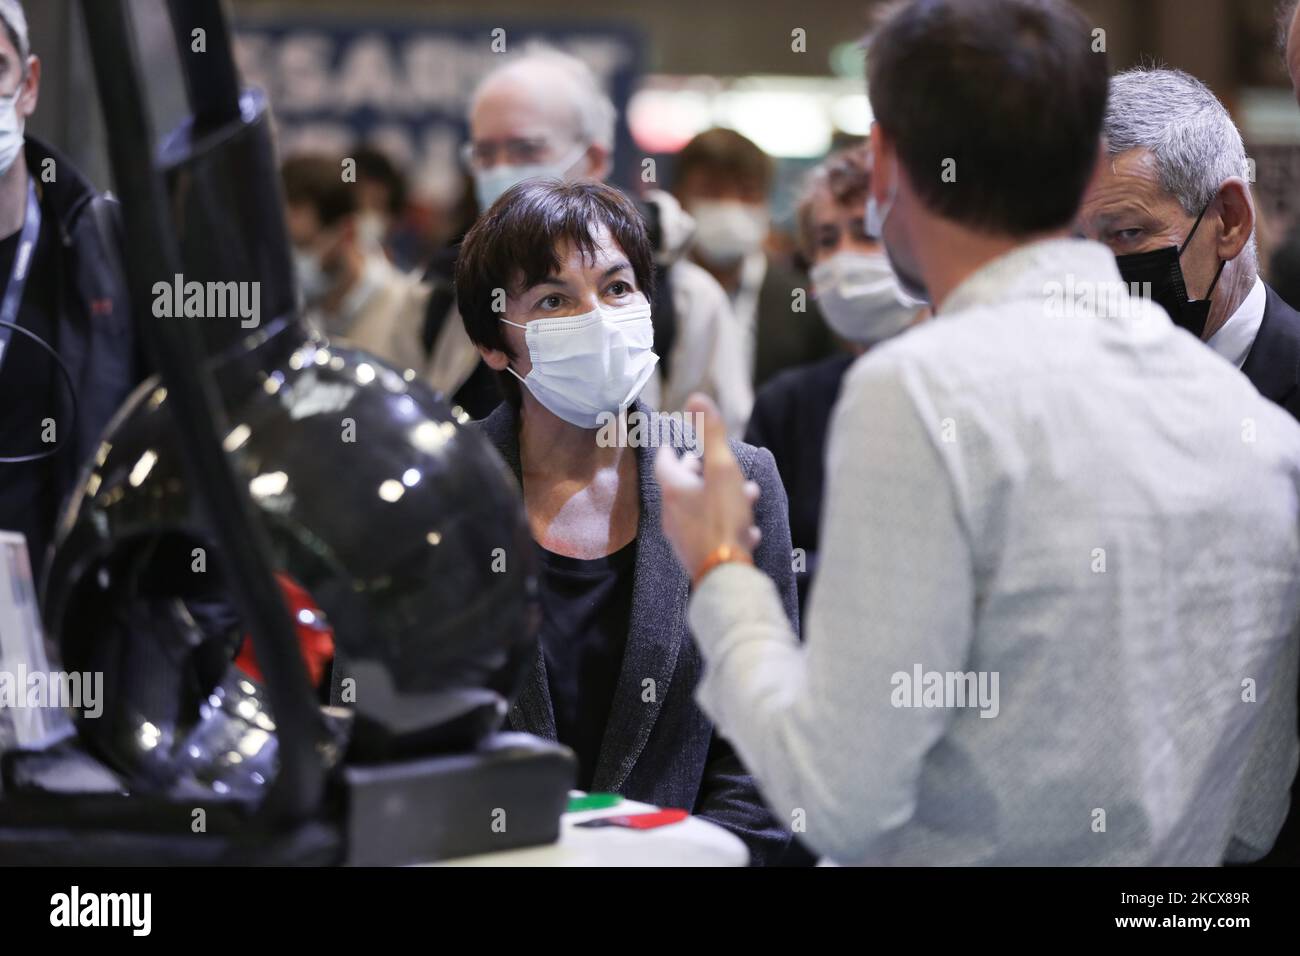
[0,0,28,65]
[1105,67,1255,269]
[1105,68,1250,215]
[470,45,616,151]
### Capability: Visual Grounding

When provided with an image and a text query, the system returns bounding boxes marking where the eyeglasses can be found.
[459,137,562,171]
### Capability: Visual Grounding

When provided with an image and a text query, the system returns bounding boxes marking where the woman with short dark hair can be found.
[456,179,797,864]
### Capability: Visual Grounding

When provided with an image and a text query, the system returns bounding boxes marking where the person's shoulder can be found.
[638,399,769,478]
[838,321,947,395]
[1262,283,1300,342]
[762,351,856,394]
[471,400,516,448]
[727,434,779,482]
[752,351,855,411]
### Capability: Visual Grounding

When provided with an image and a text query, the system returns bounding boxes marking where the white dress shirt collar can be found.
[1207,276,1266,369]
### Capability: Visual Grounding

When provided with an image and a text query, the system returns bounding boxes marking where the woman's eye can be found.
[607,281,632,297]
[538,294,563,311]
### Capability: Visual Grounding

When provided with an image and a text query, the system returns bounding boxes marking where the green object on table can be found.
[567,792,624,812]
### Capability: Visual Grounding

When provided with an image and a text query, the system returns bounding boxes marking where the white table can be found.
[437,797,749,867]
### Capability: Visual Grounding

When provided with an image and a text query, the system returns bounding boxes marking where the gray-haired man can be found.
[1079,66,1300,864]
[1078,67,1300,422]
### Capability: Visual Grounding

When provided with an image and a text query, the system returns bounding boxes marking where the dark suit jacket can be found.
[745,352,856,616]
[1242,285,1300,421]
[475,398,799,864]
[1237,284,1300,866]
[753,260,838,390]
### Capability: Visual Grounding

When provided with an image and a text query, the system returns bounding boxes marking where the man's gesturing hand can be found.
[654,393,761,583]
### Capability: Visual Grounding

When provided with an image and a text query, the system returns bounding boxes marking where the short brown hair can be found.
[795,145,873,260]
[455,179,656,406]
[673,127,774,195]
[281,154,357,228]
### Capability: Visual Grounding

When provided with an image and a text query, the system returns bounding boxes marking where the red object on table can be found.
[234,571,335,688]
[574,809,690,830]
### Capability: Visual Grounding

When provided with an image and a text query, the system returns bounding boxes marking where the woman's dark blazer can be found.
[475,397,800,865]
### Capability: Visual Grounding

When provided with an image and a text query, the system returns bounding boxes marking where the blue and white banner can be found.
[233,17,645,202]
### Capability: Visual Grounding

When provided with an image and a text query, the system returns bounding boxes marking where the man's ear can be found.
[1214,177,1255,264]
[18,55,39,119]
[584,143,611,182]
[868,123,892,206]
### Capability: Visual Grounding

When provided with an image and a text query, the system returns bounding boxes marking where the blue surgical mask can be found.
[473,144,589,211]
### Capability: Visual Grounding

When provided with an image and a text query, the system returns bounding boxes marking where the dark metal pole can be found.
[77,0,327,825]
[166,0,242,134]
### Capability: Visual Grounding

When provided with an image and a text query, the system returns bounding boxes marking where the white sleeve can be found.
[664,261,753,437]
[687,356,975,862]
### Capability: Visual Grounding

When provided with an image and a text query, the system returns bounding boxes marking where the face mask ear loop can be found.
[496,317,529,382]
[1178,201,1213,257]
[1202,257,1227,302]
[866,174,899,242]
[1178,201,1225,302]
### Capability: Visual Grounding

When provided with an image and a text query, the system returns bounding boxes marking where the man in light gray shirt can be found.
[655,0,1300,866]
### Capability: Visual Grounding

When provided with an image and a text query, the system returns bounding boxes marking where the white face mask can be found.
[689,200,769,267]
[356,211,388,254]
[500,297,660,428]
[0,86,26,177]
[473,144,588,211]
[811,250,922,346]
[293,248,330,306]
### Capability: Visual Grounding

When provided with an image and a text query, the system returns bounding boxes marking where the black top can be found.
[0,199,60,585]
[1241,284,1300,423]
[537,537,638,791]
[744,351,856,613]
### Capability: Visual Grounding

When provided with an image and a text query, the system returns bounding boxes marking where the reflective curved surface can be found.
[41,322,538,799]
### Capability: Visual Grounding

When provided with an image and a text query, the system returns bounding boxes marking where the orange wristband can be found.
[693,544,753,587]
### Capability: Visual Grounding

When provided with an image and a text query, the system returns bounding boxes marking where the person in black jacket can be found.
[457,178,796,864]
[0,0,138,590]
